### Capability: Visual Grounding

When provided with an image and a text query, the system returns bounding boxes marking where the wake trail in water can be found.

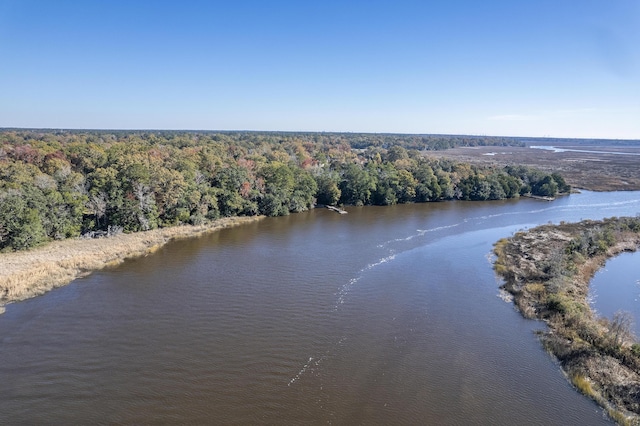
[377,223,461,247]
[377,197,640,250]
[375,207,557,249]
[334,254,396,310]
[288,337,347,386]
[288,357,313,386]
[346,196,640,310]
[469,199,639,222]
[291,193,640,386]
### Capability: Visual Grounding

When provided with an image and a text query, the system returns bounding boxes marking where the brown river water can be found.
[2,191,640,425]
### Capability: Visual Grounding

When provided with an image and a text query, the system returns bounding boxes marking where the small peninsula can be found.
[494,217,640,425]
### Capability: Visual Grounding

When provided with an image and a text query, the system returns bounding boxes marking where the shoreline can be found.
[493,218,640,425]
[0,216,264,314]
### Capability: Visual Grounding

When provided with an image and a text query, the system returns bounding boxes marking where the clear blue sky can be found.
[1,0,639,139]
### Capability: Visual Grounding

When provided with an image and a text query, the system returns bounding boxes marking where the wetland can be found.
[2,190,640,424]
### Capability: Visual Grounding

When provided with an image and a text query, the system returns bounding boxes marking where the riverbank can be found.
[493,217,640,425]
[0,216,263,314]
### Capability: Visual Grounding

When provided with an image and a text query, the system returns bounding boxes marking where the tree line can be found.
[0,130,569,252]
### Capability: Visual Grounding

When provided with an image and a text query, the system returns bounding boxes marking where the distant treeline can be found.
[0,130,569,251]
[1,129,526,151]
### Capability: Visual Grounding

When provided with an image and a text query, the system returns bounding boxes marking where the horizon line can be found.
[2,127,640,143]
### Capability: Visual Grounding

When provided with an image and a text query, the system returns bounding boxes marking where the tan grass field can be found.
[428,144,640,191]
[0,216,263,313]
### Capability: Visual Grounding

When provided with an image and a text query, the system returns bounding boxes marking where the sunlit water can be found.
[1,191,639,424]
[530,145,640,156]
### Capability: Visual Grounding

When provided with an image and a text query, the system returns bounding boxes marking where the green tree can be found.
[552,172,571,193]
[396,169,417,203]
[315,173,341,205]
[339,163,376,206]
[289,168,317,212]
[371,162,399,205]
[532,175,558,197]
[0,191,48,251]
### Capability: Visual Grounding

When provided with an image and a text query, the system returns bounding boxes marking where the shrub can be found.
[571,374,595,398]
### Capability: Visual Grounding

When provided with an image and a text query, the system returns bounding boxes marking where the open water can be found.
[2,191,640,424]
[590,251,640,337]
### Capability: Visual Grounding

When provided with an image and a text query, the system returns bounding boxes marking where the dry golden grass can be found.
[608,409,635,426]
[428,144,640,191]
[0,216,263,312]
[525,282,546,296]
[571,374,596,398]
[571,375,634,426]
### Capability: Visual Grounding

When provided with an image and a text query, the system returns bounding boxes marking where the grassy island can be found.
[494,217,640,425]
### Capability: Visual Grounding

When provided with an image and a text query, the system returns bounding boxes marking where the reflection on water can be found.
[1,191,638,424]
[590,251,640,336]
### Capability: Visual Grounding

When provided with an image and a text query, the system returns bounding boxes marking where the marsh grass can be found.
[572,375,634,426]
[608,409,635,426]
[493,218,640,424]
[0,216,262,309]
[428,144,640,192]
[571,374,595,398]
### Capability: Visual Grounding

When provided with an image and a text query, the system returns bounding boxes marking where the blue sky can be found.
[1,0,639,139]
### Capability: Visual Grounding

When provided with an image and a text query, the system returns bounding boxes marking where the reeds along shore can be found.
[493,217,640,425]
[0,216,263,314]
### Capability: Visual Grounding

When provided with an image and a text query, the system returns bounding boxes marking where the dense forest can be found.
[0,130,569,252]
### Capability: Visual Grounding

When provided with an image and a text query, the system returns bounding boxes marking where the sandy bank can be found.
[0,216,263,313]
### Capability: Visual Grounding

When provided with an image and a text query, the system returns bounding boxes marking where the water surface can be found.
[530,145,640,156]
[590,251,640,336]
[2,191,639,424]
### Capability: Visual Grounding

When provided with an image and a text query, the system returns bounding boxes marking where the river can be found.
[1,191,639,424]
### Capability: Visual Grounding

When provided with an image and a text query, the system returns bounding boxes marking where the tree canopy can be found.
[0,130,568,251]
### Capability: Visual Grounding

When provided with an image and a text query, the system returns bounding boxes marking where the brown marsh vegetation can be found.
[494,217,640,425]
[430,142,640,191]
